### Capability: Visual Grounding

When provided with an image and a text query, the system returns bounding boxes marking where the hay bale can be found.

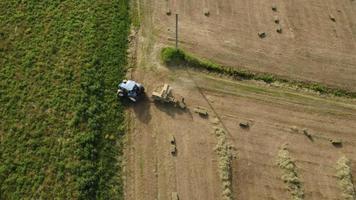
[169,135,176,145]
[169,135,177,155]
[330,138,342,146]
[166,9,172,16]
[272,5,277,11]
[274,16,280,24]
[239,122,250,129]
[170,145,177,155]
[203,8,210,16]
[329,14,336,22]
[276,26,282,33]
[194,106,208,116]
[258,32,267,38]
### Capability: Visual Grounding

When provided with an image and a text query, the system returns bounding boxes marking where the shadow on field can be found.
[121,94,152,124]
[153,101,191,119]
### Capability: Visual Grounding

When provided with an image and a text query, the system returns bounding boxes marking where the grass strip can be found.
[161,47,356,98]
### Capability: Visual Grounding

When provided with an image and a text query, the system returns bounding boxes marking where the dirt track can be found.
[124,0,356,199]
[154,0,356,91]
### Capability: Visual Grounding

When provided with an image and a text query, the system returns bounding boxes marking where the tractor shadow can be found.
[153,101,192,119]
[121,94,152,124]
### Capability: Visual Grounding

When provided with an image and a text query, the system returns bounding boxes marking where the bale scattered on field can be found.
[330,138,342,146]
[170,135,177,155]
[166,9,171,16]
[171,145,177,155]
[276,26,283,33]
[170,135,176,145]
[329,14,336,22]
[194,106,209,116]
[204,8,210,16]
[274,16,280,24]
[239,121,250,129]
[258,32,267,38]
[272,5,277,11]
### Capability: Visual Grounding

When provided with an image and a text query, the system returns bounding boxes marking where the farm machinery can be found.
[117,80,145,102]
[117,80,186,109]
[152,84,186,109]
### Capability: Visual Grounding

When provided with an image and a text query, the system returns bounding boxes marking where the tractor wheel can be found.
[117,90,124,98]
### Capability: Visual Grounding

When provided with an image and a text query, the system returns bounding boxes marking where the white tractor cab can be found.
[117,80,145,102]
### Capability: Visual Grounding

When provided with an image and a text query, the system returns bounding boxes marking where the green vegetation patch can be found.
[130,0,141,28]
[0,0,130,199]
[336,156,356,200]
[277,145,304,200]
[161,47,356,98]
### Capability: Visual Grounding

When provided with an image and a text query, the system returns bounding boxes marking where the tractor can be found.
[117,80,145,102]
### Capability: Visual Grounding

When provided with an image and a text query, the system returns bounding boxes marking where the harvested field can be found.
[152,0,356,92]
[180,70,356,200]
[124,0,356,200]
[3,0,355,199]
[125,61,356,199]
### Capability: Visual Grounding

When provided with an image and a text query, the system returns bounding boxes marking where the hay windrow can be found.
[214,127,233,200]
[277,145,305,200]
[336,156,356,200]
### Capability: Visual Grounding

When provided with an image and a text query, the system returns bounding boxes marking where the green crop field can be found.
[0,0,129,199]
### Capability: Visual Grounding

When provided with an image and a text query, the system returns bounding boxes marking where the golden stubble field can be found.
[124,0,356,199]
